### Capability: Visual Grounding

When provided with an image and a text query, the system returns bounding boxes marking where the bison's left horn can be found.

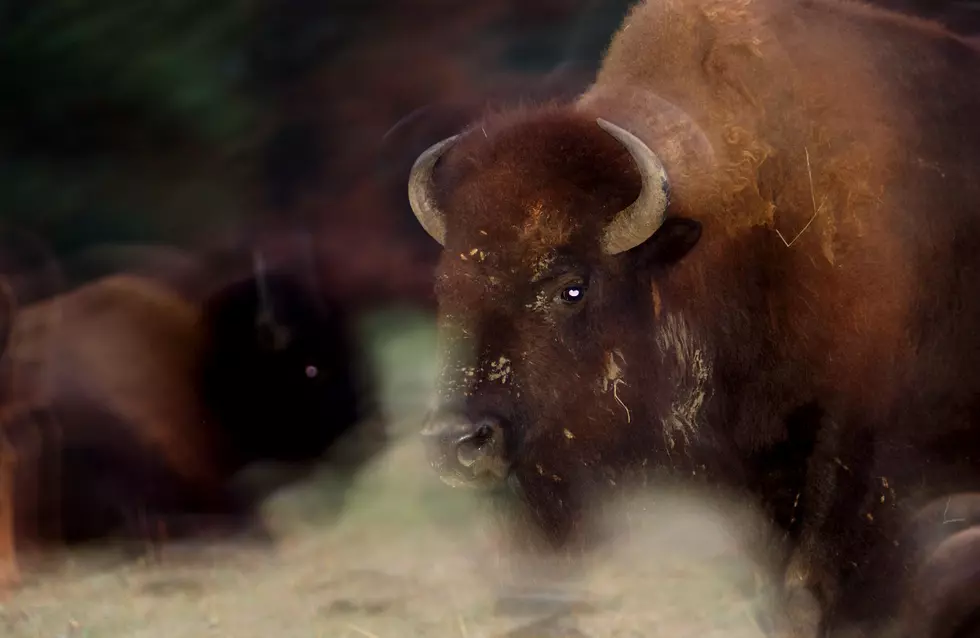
[596,118,671,255]
[408,134,460,246]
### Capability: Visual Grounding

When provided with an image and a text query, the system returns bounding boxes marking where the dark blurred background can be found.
[1,0,977,311]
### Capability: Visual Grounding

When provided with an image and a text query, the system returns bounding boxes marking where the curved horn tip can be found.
[407,134,459,247]
[594,117,671,255]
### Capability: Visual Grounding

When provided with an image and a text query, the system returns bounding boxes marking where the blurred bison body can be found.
[199,266,374,468]
[0,263,378,586]
[4,401,249,546]
[0,275,244,584]
[411,0,980,635]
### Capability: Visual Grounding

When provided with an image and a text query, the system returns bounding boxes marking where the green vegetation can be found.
[0,0,264,256]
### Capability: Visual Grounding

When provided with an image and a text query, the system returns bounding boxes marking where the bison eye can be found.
[305,365,319,378]
[558,283,587,304]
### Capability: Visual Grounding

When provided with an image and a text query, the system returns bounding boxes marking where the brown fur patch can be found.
[519,200,574,254]
[7,276,221,486]
[583,0,900,253]
[576,0,944,428]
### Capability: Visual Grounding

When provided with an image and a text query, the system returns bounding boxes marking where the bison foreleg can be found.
[774,413,878,637]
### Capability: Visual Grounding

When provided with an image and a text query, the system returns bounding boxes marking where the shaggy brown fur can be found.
[0,275,245,587]
[416,0,980,635]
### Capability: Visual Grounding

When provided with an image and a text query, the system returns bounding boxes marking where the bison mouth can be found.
[421,413,513,489]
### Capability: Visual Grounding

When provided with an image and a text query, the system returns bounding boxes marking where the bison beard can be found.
[407,0,980,636]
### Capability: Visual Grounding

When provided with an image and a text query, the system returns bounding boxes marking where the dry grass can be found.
[0,308,781,637]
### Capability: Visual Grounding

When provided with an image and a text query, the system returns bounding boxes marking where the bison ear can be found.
[639,217,702,268]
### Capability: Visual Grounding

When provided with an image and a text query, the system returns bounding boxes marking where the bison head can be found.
[198,262,375,469]
[408,106,713,546]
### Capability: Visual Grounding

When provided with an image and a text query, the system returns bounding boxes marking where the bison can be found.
[0,274,242,588]
[408,0,980,635]
[197,248,381,482]
[0,252,378,588]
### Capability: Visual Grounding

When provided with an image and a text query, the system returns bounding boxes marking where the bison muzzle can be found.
[421,408,508,487]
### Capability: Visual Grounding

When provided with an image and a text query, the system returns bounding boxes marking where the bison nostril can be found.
[420,412,510,483]
[456,422,496,467]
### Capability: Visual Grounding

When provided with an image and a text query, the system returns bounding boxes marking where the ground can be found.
[0,308,778,638]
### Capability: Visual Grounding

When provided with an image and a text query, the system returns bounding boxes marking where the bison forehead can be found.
[445,183,587,248]
[437,204,580,296]
[435,106,644,245]
[517,201,577,257]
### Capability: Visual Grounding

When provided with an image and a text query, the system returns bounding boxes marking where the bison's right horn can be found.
[596,118,671,255]
[408,134,460,246]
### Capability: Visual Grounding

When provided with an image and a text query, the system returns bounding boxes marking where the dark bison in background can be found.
[409,0,980,636]
[195,235,383,492]
[0,232,379,589]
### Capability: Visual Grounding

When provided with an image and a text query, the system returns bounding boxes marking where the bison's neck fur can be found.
[580,0,980,443]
